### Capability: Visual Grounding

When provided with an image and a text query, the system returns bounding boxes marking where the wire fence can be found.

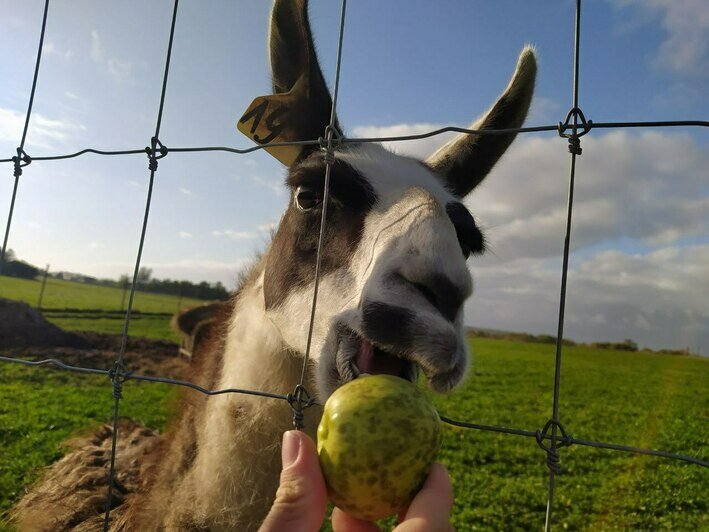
[1,0,707,530]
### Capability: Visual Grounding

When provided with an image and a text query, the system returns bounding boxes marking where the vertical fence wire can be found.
[294,0,349,429]
[103,0,180,528]
[545,1,583,529]
[0,0,50,275]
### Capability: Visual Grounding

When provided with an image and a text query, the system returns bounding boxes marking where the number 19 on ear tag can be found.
[237,92,303,167]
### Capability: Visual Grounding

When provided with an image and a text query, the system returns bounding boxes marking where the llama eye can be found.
[295,185,322,211]
[446,202,483,259]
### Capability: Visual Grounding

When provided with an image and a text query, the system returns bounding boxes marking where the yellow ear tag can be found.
[237,77,307,166]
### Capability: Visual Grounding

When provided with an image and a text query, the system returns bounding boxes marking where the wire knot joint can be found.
[287,384,315,430]
[108,361,131,400]
[12,148,32,178]
[558,107,592,155]
[536,419,572,475]
[319,125,342,166]
[145,137,169,171]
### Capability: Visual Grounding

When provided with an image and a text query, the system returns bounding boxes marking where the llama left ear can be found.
[426,47,537,197]
[238,0,341,166]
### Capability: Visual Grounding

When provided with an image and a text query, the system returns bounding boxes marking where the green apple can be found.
[317,374,443,521]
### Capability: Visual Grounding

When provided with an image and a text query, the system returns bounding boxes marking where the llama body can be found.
[13,0,536,529]
[121,267,322,529]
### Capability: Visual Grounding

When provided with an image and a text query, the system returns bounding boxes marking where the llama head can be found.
[260,0,536,400]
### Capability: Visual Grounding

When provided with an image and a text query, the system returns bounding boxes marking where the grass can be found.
[0,278,706,528]
[45,314,180,342]
[430,339,708,530]
[0,275,205,312]
[1,334,706,529]
[0,275,209,342]
[0,364,178,520]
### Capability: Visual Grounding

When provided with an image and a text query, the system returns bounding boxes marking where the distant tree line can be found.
[116,268,229,301]
[0,249,229,301]
[0,248,41,279]
[466,328,691,356]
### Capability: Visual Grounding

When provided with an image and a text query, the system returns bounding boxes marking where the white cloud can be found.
[42,41,73,61]
[179,187,194,196]
[611,0,709,76]
[178,231,193,238]
[527,96,562,124]
[250,174,284,196]
[467,245,709,352]
[64,91,80,100]
[212,229,257,239]
[0,107,86,149]
[90,30,133,82]
[466,131,708,262]
[352,123,456,159]
[258,222,278,233]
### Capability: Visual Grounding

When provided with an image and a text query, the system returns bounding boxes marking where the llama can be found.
[12,0,536,529]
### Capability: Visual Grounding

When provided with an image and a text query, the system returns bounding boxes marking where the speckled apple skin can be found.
[317,374,443,521]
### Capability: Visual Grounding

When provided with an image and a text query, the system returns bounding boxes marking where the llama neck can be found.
[188,271,321,529]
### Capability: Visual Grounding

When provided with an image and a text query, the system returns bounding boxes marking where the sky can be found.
[0,0,707,353]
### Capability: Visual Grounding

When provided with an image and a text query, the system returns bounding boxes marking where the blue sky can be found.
[1,0,707,352]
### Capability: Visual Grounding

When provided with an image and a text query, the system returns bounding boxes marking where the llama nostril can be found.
[402,273,464,323]
[412,282,439,311]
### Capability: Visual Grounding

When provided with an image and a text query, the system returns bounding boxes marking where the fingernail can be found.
[281,430,302,469]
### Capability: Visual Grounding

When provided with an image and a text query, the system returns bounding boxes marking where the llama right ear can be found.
[238,0,338,166]
[426,47,537,197]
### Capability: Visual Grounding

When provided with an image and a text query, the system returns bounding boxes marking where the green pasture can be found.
[0,275,208,341]
[1,333,706,529]
[0,275,206,311]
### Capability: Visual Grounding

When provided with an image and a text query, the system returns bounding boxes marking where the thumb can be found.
[259,430,327,532]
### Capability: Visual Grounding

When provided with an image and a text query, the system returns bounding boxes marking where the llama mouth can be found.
[336,326,417,384]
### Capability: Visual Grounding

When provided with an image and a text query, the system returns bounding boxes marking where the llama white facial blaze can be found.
[317,374,443,521]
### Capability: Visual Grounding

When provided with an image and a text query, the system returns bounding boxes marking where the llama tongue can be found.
[356,339,405,377]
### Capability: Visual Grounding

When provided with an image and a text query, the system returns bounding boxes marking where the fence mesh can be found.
[1,0,707,530]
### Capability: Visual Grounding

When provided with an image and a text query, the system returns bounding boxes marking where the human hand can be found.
[259,430,327,532]
[331,463,454,532]
[260,430,454,532]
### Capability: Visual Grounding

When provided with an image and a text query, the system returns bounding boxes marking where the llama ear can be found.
[269,0,339,153]
[426,47,537,197]
[238,0,340,166]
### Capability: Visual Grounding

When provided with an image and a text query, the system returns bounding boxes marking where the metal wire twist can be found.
[287,384,316,430]
[536,420,573,475]
[108,361,131,400]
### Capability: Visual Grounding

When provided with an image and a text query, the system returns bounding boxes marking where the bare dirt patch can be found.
[0,298,187,379]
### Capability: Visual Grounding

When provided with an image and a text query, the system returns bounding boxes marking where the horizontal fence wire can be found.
[1,0,708,529]
[2,354,707,470]
[1,120,706,165]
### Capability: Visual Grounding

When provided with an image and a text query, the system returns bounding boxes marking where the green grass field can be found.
[0,279,707,529]
[0,276,208,341]
[1,338,706,529]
